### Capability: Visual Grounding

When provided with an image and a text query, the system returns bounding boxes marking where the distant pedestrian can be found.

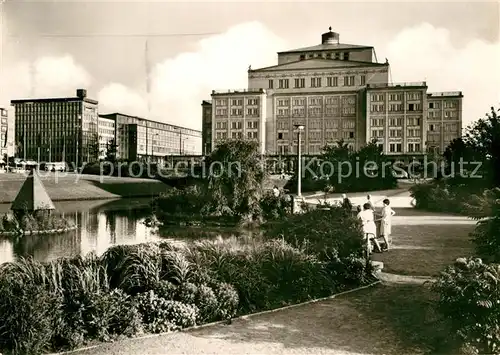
[341,193,352,211]
[273,185,280,197]
[366,194,374,210]
[379,198,396,251]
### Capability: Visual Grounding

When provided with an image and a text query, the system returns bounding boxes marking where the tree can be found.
[88,133,100,163]
[463,187,500,263]
[205,139,266,222]
[105,139,118,162]
[444,107,500,188]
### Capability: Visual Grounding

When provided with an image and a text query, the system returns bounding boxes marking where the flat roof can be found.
[11,97,98,105]
[99,113,201,134]
[278,43,373,54]
[366,82,428,90]
[428,91,463,98]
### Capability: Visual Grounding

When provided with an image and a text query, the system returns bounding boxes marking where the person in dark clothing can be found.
[341,193,352,211]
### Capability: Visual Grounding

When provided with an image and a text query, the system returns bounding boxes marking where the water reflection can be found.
[0,198,161,265]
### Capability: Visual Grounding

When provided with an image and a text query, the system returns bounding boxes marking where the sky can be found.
[0,1,499,131]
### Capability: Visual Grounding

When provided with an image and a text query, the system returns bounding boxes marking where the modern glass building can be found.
[98,113,202,163]
[11,89,99,166]
[0,108,8,160]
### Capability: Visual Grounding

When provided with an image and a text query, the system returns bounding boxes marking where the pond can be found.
[0,197,248,265]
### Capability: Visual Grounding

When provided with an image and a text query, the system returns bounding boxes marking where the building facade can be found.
[0,108,9,159]
[99,113,202,163]
[98,116,116,160]
[201,100,212,155]
[11,89,99,166]
[426,92,463,155]
[210,89,267,155]
[203,28,463,159]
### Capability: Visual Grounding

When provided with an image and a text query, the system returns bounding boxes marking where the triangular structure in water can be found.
[11,170,56,211]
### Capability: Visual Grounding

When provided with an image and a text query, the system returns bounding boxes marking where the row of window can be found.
[277,130,355,140]
[372,94,459,109]
[215,131,259,140]
[276,96,356,107]
[276,107,356,117]
[429,101,458,109]
[371,128,422,138]
[269,75,365,90]
[13,102,84,112]
[428,123,459,132]
[215,108,260,117]
[370,117,422,127]
[385,143,422,153]
[371,92,423,102]
[276,119,355,130]
[428,110,459,119]
[371,103,422,112]
[215,121,259,130]
[276,144,328,155]
[214,98,260,106]
[298,51,350,61]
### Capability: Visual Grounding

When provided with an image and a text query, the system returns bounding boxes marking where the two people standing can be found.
[355,194,395,252]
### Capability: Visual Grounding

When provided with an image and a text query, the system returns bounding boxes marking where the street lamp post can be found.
[294,124,305,198]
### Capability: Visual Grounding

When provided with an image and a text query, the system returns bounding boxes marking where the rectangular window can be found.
[294,78,305,88]
[268,80,274,89]
[310,77,321,88]
[360,75,366,85]
[343,75,355,86]
[278,79,289,89]
[327,77,338,87]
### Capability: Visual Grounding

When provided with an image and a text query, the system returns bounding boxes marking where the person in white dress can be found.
[357,203,382,253]
[380,198,396,251]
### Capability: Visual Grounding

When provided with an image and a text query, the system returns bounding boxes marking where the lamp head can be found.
[294,124,305,130]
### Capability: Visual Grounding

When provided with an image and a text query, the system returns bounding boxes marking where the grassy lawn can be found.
[334,283,456,354]
[0,173,171,203]
[371,210,476,277]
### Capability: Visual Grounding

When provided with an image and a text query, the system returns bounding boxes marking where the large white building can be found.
[203,28,463,159]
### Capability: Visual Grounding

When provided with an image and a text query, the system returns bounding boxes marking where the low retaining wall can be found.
[0,225,77,236]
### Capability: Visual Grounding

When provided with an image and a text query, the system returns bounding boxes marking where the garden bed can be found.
[0,204,371,355]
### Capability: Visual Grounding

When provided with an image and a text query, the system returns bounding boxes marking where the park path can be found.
[62,189,474,355]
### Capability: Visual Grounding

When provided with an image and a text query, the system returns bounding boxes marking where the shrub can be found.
[259,191,292,220]
[464,188,500,263]
[106,289,144,337]
[55,256,116,346]
[432,257,500,354]
[195,284,219,322]
[212,282,239,320]
[153,280,178,300]
[0,282,63,355]
[101,244,162,295]
[410,181,473,214]
[134,291,198,333]
[264,204,364,259]
[161,250,193,285]
[154,185,210,220]
[176,282,198,304]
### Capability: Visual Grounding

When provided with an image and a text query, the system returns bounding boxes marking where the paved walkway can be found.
[64,189,470,355]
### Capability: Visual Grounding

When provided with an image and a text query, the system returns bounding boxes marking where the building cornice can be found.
[249,67,388,79]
